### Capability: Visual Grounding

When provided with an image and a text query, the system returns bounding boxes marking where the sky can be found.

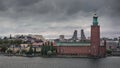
[0,0,119,39]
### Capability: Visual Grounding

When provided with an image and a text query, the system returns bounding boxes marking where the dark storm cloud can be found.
[0,0,119,38]
[0,0,7,11]
[14,0,40,6]
[0,0,119,20]
[106,0,120,16]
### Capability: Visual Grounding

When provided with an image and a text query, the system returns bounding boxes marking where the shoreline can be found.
[0,51,119,58]
[0,53,119,58]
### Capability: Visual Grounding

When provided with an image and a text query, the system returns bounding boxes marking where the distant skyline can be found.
[0,0,119,39]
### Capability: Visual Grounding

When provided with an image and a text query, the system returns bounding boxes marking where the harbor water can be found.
[0,56,120,68]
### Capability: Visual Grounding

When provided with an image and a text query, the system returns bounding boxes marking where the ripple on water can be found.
[0,56,120,68]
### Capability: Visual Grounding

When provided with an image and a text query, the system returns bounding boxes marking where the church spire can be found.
[93,14,98,25]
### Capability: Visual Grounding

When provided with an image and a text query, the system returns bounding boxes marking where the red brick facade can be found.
[90,25,100,57]
[55,46,91,55]
[99,46,106,57]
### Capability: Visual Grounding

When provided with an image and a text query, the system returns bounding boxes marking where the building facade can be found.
[54,14,106,58]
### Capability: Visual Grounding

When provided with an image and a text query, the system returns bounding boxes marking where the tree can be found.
[19,49,27,54]
[27,45,33,55]
[107,49,112,55]
[7,49,13,54]
[0,46,8,52]
[33,47,37,54]
[41,42,56,56]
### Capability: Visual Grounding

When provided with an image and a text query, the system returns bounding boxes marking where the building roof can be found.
[32,42,43,46]
[56,42,90,46]
[28,34,46,42]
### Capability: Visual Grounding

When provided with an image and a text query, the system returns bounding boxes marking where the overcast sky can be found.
[0,0,119,39]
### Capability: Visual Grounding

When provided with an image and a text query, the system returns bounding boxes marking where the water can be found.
[0,56,120,68]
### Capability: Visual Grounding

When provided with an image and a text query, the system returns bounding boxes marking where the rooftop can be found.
[56,42,90,46]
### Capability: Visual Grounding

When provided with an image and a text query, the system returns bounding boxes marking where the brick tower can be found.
[90,14,100,57]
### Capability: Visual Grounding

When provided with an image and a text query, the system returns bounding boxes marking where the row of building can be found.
[2,14,120,57]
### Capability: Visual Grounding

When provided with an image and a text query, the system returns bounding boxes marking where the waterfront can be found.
[0,56,120,68]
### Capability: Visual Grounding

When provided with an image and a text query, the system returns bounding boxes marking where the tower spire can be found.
[81,29,86,42]
[72,30,78,41]
[93,14,98,25]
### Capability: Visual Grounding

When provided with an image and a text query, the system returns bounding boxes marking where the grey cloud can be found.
[0,0,7,11]
[0,0,119,21]
[0,0,119,38]
[14,0,40,6]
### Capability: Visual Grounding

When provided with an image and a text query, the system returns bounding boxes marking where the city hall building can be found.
[54,14,106,57]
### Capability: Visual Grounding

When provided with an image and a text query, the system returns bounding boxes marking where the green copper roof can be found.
[56,42,90,46]
[93,14,98,25]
